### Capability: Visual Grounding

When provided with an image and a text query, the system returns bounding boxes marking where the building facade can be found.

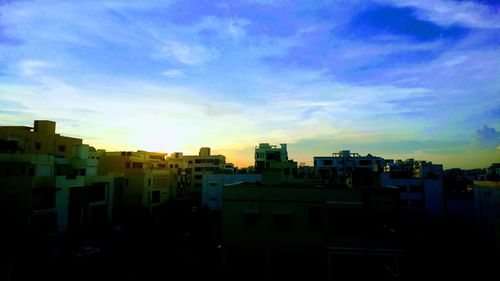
[0,121,119,234]
[314,150,385,188]
[221,182,401,280]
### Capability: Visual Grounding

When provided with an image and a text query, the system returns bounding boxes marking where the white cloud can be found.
[161,69,184,77]
[157,41,218,65]
[379,0,500,29]
[19,60,53,77]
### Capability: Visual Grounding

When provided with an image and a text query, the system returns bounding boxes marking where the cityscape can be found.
[0,119,499,280]
[1,0,500,280]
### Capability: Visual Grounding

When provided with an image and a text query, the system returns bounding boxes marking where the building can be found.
[201,173,262,210]
[97,150,171,216]
[486,163,500,181]
[183,147,229,201]
[254,143,298,184]
[314,150,385,188]
[0,121,120,234]
[0,120,82,159]
[474,180,500,255]
[382,159,444,218]
[165,152,191,200]
[221,182,401,280]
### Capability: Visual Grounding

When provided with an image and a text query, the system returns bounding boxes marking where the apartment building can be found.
[314,150,385,188]
[254,143,298,184]
[0,121,119,234]
[221,182,401,280]
[97,150,170,215]
[382,159,444,218]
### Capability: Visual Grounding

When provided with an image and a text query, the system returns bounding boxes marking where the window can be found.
[243,213,259,228]
[175,164,179,168]
[322,159,333,166]
[58,145,66,152]
[409,185,424,193]
[358,160,372,166]
[88,184,106,202]
[125,162,131,168]
[273,213,294,232]
[169,164,173,168]
[151,190,160,204]
[32,189,56,210]
[132,162,143,169]
[194,175,203,180]
[195,167,202,172]
[30,212,57,234]
[328,207,363,235]
[409,200,425,207]
[188,160,193,164]
[308,207,324,231]
[148,179,151,186]
[35,142,41,150]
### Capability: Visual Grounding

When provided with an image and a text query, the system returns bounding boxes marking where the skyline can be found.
[0,0,499,168]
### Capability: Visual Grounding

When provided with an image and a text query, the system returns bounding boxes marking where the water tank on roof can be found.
[34,120,56,134]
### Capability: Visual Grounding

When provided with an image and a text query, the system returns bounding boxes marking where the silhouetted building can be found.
[0,120,82,159]
[165,152,191,200]
[221,182,401,280]
[254,143,298,184]
[382,159,444,218]
[486,163,500,181]
[0,121,119,234]
[443,168,485,219]
[97,150,171,217]
[474,180,500,255]
[184,148,228,195]
[314,150,385,188]
[201,173,262,210]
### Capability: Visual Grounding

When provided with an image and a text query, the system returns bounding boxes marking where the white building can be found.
[184,147,229,195]
[254,143,288,172]
[382,159,444,218]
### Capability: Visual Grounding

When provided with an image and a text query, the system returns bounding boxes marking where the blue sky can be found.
[0,0,499,168]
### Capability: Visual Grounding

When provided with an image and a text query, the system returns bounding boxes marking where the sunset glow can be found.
[1,0,499,168]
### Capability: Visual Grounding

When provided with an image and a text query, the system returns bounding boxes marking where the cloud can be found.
[156,41,218,65]
[378,0,500,29]
[161,69,184,77]
[19,60,53,77]
[349,5,468,42]
[1,0,499,168]
[476,125,500,147]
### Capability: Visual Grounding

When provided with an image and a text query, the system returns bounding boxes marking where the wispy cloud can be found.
[378,0,500,29]
[161,69,184,77]
[19,60,53,77]
[0,0,499,167]
[156,41,218,65]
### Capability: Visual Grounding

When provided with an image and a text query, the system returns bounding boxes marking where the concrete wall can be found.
[202,174,262,210]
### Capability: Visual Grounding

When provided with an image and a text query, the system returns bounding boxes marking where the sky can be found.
[0,0,499,168]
